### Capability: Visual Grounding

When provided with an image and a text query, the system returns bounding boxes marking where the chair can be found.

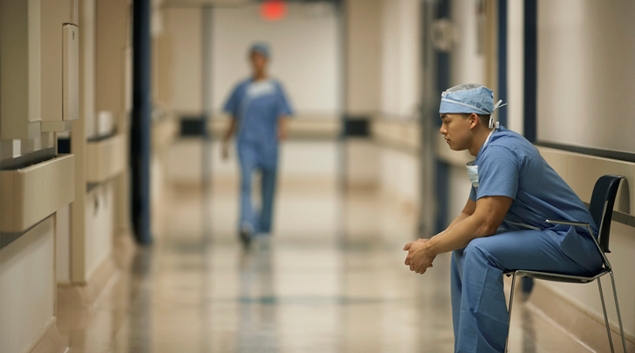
[505,175,627,353]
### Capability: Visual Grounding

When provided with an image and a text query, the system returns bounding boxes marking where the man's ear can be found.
[468,113,479,129]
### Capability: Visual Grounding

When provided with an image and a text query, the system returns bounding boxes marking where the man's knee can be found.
[463,237,493,263]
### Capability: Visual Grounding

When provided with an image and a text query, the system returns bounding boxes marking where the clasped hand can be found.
[403,238,436,274]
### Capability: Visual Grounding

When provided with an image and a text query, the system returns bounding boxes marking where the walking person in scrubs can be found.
[222,43,293,248]
[403,84,603,352]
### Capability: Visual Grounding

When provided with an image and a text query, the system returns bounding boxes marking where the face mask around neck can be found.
[466,161,479,187]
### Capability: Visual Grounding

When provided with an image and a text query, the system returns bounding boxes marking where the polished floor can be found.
[56,178,599,353]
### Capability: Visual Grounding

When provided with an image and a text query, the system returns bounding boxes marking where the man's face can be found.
[250,51,268,72]
[439,113,474,151]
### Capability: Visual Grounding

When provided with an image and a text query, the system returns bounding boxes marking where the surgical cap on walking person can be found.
[250,42,270,58]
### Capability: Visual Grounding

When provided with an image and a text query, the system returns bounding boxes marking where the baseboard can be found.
[524,281,635,352]
[21,317,66,353]
[57,255,120,310]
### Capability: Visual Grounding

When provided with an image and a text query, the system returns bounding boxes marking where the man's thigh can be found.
[466,230,589,275]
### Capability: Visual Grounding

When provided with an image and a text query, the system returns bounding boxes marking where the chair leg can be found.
[609,271,628,353]
[598,278,616,353]
[505,272,518,353]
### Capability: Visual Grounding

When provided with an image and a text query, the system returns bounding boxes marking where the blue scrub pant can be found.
[238,144,277,235]
[450,228,603,353]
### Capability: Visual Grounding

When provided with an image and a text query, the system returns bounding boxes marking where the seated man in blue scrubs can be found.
[403,84,603,352]
[222,42,293,247]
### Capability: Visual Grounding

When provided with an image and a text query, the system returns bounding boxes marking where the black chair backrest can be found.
[588,175,624,253]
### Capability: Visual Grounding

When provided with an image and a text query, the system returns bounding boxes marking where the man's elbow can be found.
[479,217,502,236]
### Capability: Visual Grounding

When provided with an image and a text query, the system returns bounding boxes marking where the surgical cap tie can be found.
[489,100,507,129]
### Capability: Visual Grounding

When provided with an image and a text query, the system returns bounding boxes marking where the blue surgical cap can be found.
[250,42,270,58]
[439,83,504,115]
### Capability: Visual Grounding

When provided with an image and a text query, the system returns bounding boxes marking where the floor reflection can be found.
[56,180,598,353]
[237,242,280,353]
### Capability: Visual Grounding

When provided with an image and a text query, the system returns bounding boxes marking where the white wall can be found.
[346,140,379,187]
[163,8,204,114]
[537,0,635,152]
[345,0,381,116]
[450,0,486,87]
[167,140,338,184]
[211,3,341,116]
[56,181,115,284]
[506,0,524,134]
[85,182,114,278]
[365,0,422,219]
[0,218,56,353]
[379,0,421,118]
[56,204,71,283]
[379,148,419,205]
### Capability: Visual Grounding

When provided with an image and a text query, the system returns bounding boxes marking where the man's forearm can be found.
[425,196,511,256]
[426,214,491,256]
[278,116,289,139]
[224,119,237,142]
[444,212,471,234]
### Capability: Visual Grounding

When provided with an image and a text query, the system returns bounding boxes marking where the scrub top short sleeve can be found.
[223,82,246,118]
[475,145,520,200]
[276,84,293,118]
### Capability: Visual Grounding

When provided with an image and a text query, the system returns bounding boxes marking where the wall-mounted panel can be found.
[63,24,80,122]
[40,0,77,132]
[86,134,127,183]
[0,0,42,139]
[0,154,75,233]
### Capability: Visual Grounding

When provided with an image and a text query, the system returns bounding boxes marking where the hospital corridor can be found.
[54,180,592,352]
[2,0,635,353]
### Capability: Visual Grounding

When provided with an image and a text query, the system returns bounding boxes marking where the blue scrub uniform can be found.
[452,126,603,353]
[224,78,293,235]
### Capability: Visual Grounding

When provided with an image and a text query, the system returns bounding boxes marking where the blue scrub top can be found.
[469,126,597,235]
[224,78,293,144]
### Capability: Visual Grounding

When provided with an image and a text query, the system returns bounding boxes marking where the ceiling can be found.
[161,0,340,8]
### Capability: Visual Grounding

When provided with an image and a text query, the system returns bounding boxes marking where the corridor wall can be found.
[530,0,635,342]
[443,0,635,344]
[160,3,342,240]
[0,0,78,351]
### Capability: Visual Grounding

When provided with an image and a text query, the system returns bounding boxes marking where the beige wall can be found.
[442,0,635,338]
[379,0,421,118]
[537,0,635,152]
[344,0,422,237]
[211,3,341,116]
[162,7,203,114]
[450,0,486,86]
[345,0,381,115]
[85,182,115,278]
[539,147,635,338]
[95,0,131,123]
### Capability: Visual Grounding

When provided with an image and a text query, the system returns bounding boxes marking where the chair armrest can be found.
[545,219,590,227]
[546,219,604,262]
